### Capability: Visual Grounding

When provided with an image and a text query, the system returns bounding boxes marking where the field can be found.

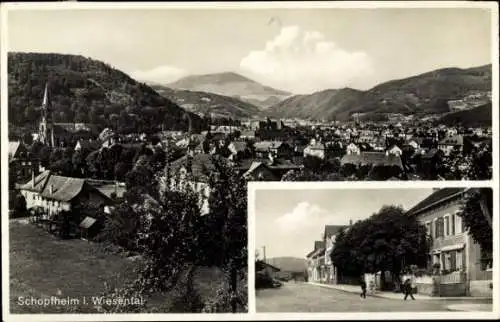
[9,219,246,313]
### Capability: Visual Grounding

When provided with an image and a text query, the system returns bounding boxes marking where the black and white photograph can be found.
[252,185,494,313]
[1,1,498,321]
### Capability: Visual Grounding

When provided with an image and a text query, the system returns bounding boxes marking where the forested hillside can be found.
[8,52,205,134]
[266,65,492,121]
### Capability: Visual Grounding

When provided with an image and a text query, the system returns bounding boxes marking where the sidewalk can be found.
[308,282,492,301]
[447,304,493,312]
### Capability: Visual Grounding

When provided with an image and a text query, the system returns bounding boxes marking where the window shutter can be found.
[450,251,457,271]
[451,215,455,235]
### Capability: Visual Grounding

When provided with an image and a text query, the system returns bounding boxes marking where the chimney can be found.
[349,219,353,226]
[31,171,35,189]
[49,184,54,195]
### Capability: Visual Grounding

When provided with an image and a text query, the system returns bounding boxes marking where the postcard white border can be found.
[1,1,499,321]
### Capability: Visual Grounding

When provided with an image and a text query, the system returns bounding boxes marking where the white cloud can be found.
[240,25,374,94]
[275,201,329,233]
[130,65,188,84]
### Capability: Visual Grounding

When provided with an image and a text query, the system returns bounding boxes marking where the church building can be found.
[37,82,96,147]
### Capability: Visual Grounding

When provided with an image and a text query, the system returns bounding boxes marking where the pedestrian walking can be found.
[403,278,415,300]
[360,276,367,299]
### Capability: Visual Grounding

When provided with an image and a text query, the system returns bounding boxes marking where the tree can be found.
[456,188,492,255]
[134,188,201,293]
[331,205,430,290]
[197,156,248,313]
[96,202,141,251]
[39,145,53,168]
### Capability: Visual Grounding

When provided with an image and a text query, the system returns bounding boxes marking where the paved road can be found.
[256,282,492,312]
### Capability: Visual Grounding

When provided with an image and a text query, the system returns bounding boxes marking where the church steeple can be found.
[39,82,55,147]
[42,82,50,109]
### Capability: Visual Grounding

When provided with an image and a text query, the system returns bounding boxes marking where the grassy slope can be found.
[10,219,136,313]
[9,219,245,313]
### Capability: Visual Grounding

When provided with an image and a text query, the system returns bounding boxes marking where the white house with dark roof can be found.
[166,154,229,215]
[387,144,403,157]
[346,143,361,155]
[19,170,111,219]
[303,139,326,159]
[438,135,464,156]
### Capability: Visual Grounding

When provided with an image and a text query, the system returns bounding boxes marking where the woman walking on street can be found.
[360,276,367,299]
[403,278,415,300]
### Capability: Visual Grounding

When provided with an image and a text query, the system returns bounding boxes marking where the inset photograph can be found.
[254,187,493,312]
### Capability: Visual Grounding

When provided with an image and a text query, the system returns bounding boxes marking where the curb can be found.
[308,283,493,301]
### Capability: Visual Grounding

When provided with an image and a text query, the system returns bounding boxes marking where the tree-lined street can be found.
[256,282,492,312]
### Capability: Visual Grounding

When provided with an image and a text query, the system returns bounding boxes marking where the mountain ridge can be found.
[166,71,292,109]
[265,256,308,273]
[265,64,492,121]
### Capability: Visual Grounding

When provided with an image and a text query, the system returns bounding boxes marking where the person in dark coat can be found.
[403,278,415,300]
[360,276,367,299]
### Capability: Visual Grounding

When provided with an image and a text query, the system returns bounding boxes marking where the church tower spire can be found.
[39,82,55,147]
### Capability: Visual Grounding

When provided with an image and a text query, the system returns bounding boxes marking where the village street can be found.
[256,282,493,312]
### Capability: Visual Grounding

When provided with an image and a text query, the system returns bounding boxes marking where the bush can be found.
[255,272,274,289]
[9,192,27,218]
[202,285,248,313]
[169,266,204,313]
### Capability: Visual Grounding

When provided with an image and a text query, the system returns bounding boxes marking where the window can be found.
[455,213,462,234]
[433,219,438,238]
[449,251,457,271]
[451,214,456,235]
[425,222,431,236]
[435,217,445,238]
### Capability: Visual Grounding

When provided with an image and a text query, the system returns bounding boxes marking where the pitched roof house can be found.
[19,170,111,217]
[341,151,403,169]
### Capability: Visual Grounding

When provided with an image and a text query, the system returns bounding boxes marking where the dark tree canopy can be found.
[331,205,430,281]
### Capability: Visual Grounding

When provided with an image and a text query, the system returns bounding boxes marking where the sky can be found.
[254,188,433,259]
[6,7,493,94]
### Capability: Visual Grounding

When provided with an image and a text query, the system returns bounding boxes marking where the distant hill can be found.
[265,257,308,273]
[266,88,366,121]
[151,85,262,119]
[7,52,204,134]
[437,103,492,128]
[167,72,292,109]
[266,65,492,121]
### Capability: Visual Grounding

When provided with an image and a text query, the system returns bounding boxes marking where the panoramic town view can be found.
[3,4,496,317]
[254,187,493,312]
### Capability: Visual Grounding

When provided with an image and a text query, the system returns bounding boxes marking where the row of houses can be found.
[306,188,492,297]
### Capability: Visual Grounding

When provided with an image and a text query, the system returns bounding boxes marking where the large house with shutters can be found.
[407,188,492,297]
